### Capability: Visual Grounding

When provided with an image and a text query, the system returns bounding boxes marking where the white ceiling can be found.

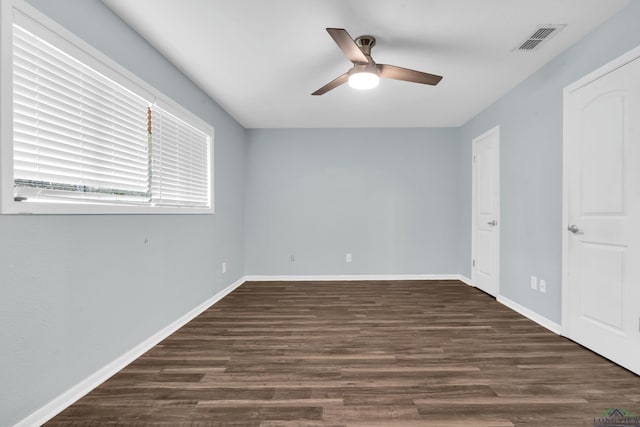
[103,0,630,128]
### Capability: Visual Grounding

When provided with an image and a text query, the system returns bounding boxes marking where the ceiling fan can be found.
[312,28,443,95]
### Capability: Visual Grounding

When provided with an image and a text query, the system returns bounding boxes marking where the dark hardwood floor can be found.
[47,280,640,426]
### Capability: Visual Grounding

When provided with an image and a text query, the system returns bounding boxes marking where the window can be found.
[1,4,213,214]
[151,105,211,208]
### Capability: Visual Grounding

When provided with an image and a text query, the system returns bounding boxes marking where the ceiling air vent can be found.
[515,25,565,51]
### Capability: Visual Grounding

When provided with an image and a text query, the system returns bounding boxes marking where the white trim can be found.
[0,0,13,212]
[471,125,501,297]
[244,274,469,282]
[562,83,571,336]
[457,275,474,287]
[564,43,640,95]
[562,43,640,336]
[14,277,245,427]
[497,295,563,335]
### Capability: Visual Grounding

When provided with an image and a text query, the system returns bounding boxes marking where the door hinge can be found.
[472,259,475,267]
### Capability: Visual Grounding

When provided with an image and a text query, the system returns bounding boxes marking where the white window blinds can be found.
[151,107,210,208]
[12,24,151,204]
[8,21,212,213]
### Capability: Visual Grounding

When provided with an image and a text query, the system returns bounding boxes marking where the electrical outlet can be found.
[222,262,227,273]
[530,276,537,290]
[290,254,295,262]
[539,279,546,293]
[346,253,352,263]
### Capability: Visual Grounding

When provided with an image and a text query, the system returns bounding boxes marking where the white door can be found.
[564,51,640,375]
[472,126,500,297]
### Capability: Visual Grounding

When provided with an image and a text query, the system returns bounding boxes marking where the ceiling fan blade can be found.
[326,28,369,64]
[311,72,349,96]
[377,64,443,86]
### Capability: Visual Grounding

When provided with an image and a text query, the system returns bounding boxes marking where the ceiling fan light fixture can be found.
[348,71,380,90]
[347,63,380,90]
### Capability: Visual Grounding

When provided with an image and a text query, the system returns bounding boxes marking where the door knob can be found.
[567,224,583,234]
[487,220,497,226]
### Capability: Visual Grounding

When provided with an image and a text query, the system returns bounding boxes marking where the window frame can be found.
[0,0,214,215]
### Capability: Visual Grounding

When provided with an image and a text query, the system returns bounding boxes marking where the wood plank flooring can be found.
[47,280,640,426]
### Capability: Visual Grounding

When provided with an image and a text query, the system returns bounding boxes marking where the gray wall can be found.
[0,1,246,425]
[458,0,640,323]
[245,128,463,275]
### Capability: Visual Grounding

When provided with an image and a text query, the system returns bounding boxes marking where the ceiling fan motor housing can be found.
[349,62,378,76]
[355,35,376,58]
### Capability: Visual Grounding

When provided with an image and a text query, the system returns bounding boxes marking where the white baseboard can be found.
[457,275,474,286]
[14,277,246,427]
[244,274,469,282]
[451,277,562,335]
[497,295,563,335]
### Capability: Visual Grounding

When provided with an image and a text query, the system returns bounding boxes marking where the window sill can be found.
[1,199,214,215]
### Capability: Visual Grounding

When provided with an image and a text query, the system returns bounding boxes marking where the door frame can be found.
[562,43,640,335]
[471,125,500,296]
